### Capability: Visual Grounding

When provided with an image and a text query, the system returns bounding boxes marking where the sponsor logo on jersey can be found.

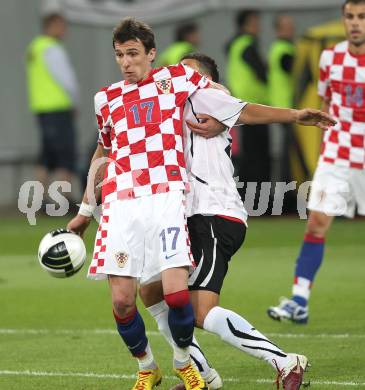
[155,79,172,94]
[115,251,128,268]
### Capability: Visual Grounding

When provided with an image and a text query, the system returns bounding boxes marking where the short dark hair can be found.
[175,22,198,42]
[342,0,365,11]
[181,52,219,82]
[42,13,64,29]
[113,17,156,52]
[236,9,259,29]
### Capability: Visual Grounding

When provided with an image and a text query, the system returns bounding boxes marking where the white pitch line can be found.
[0,370,136,380]
[0,370,239,383]
[0,370,364,387]
[1,328,365,339]
[255,379,365,387]
[0,328,158,336]
[265,332,365,339]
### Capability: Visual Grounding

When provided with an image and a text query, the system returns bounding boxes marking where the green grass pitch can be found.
[0,215,365,389]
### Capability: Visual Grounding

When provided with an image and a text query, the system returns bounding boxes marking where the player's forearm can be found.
[81,144,108,207]
[237,104,298,125]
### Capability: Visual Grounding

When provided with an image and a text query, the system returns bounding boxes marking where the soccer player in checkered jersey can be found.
[268,0,365,325]
[67,17,334,390]
[67,18,213,390]
[138,53,336,390]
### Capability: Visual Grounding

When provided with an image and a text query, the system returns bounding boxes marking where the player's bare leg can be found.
[109,275,161,389]
[268,210,334,324]
[190,290,219,328]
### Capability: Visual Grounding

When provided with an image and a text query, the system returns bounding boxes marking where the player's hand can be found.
[295,108,336,130]
[67,214,92,238]
[186,114,226,138]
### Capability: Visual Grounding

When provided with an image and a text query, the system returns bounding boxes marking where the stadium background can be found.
[1,1,365,389]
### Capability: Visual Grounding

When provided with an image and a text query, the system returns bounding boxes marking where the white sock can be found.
[189,336,213,377]
[292,276,311,303]
[147,301,212,375]
[203,306,289,369]
[136,343,157,370]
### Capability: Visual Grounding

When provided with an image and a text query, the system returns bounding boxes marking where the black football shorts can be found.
[188,214,246,294]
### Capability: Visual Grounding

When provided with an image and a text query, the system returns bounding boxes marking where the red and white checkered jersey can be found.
[318,40,365,170]
[95,64,209,203]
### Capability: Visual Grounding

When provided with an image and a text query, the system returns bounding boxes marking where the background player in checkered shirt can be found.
[139,53,334,390]
[268,0,365,325]
[67,17,335,390]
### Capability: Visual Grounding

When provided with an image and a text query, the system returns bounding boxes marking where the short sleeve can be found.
[94,90,112,149]
[188,88,247,128]
[318,49,333,100]
[182,64,210,96]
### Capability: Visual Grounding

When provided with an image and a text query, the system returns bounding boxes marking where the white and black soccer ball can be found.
[38,229,86,278]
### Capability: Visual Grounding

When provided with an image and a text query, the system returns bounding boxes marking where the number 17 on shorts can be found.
[160,227,181,260]
[158,224,194,272]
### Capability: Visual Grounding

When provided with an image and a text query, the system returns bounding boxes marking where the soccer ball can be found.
[38,229,86,278]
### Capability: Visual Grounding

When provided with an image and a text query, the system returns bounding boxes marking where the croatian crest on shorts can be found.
[115,252,128,268]
[156,79,172,94]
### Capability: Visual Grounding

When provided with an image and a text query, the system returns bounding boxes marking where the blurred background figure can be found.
[157,22,200,66]
[268,14,295,109]
[268,14,297,211]
[26,12,79,208]
[225,9,271,206]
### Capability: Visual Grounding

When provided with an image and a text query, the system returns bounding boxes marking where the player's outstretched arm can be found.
[67,144,108,237]
[238,104,336,130]
[187,104,336,137]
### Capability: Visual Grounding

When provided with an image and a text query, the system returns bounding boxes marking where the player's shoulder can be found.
[94,81,124,104]
[334,40,349,52]
[321,40,348,58]
[320,41,348,66]
[152,63,189,80]
[95,80,124,95]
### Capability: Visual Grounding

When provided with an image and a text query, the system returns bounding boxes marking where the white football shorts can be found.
[88,190,194,284]
[308,162,365,218]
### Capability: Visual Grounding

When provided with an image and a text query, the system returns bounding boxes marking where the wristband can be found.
[78,202,96,217]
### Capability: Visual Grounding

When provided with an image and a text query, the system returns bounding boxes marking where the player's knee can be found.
[306,212,331,237]
[164,289,190,308]
[112,293,136,318]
